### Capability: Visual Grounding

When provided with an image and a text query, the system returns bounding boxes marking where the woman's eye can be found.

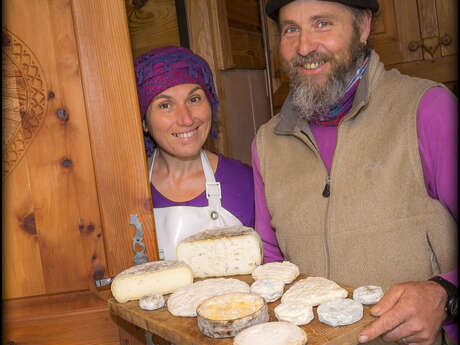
[283,26,298,35]
[189,95,201,104]
[159,103,171,110]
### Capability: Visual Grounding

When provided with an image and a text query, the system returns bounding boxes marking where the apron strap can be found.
[200,151,222,220]
[149,149,222,220]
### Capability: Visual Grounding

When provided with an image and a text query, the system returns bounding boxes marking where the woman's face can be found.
[144,83,212,159]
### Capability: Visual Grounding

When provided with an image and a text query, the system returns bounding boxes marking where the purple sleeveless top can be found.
[151,155,255,228]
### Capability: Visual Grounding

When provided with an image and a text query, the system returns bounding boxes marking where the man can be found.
[252,1,458,344]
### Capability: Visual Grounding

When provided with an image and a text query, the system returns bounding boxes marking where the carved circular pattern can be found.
[2,28,48,177]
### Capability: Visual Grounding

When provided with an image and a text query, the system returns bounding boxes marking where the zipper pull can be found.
[322,175,331,197]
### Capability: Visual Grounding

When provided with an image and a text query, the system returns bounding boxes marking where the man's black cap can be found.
[266,0,379,21]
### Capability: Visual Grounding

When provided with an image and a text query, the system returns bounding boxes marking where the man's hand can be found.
[358,281,447,345]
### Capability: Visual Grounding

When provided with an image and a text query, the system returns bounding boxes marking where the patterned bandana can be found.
[134,46,218,156]
[309,54,370,127]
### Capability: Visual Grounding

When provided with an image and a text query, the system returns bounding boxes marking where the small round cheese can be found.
[234,321,307,345]
[353,285,384,305]
[274,301,314,326]
[317,298,363,327]
[250,278,285,302]
[197,292,269,338]
[139,293,165,311]
[251,261,299,284]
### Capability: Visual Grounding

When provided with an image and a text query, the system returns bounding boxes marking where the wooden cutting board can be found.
[108,274,377,345]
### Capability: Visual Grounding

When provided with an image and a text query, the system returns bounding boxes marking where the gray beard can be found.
[291,67,356,120]
[285,40,367,121]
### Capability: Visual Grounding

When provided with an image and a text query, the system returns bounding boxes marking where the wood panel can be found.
[226,0,266,69]
[125,0,181,59]
[369,0,422,65]
[71,0,159,278]
[437,0,458,57]
[3,291,120,345]
[185,0,231,156]
[3,0,107,299]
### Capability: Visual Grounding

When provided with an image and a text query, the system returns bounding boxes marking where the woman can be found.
[134,46,255,260]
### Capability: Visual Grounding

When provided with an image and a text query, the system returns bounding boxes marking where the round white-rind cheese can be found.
[353,285,384,305]
[251,261,299,284]
[274,301,314,326]
[281,276,348,306]
[139,293,165,311]
[197,292,269,338]
[233,321,307,345]
[250,278,285,302]
[111,260,193,303]
[317,298,363,327]
[167,278,250,317]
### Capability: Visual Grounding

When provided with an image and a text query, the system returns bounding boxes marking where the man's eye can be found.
[283,26,299,35]
[317,21,330,29]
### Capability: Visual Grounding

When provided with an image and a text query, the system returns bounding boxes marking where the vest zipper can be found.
[322,175,331,197]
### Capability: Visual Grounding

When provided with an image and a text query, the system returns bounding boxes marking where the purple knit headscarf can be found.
[134,46,219,156]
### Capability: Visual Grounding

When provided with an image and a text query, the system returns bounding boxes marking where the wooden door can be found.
[3,1,157,344]
[370,0,457,90]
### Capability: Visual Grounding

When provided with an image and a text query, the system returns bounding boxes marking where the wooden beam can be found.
[71,0,159,278]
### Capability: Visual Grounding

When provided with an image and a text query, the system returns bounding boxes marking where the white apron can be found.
[150,149,242,260]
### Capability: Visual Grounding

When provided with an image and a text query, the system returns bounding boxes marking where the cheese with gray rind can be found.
[233,321,307,345]
[317,298,363,327]
[176,226,263,278]
[353,285,384,305]
[281,276,348,306]
[251,261,299,284]
[139,293,165,311]
[274,301,314,326]
[111,260,193,303]
[197,292,269,338]
[250,278,285,302]
[167,278,250,317]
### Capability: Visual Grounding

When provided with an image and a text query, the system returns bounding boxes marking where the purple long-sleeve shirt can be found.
[252,87,458,341]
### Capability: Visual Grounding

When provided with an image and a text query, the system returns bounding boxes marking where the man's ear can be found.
[359,9,373,44]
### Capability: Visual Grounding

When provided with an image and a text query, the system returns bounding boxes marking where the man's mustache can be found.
[291,52,331,66]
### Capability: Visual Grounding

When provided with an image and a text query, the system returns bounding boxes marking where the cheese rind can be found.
[317,298,363,327]
[139,294,165,311]
[281,276,348,306]
[197,292,269,338]
[176,226,263,278]
[353,285,384,305]
[251,261,299,284]
[111,260,193,303]
[274,301,314,326]
[167,278,250,317]
[233,321,307,345]
[250,278,285,302]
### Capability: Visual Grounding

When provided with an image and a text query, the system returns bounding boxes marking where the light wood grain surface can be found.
[109,274,377,345]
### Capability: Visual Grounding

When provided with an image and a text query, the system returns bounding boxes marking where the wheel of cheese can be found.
[250,278,285,302]
[139,293,165,311]
[233,321,307,345]
[281,276,348,306]
[197,292,269,338]
[317,298,363,327]
[111,260,193,303]
[251,261,299,284]
[176,226,263,278]
[167,278,250,317]
[353,285,384,305]
[274,301,314,326]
